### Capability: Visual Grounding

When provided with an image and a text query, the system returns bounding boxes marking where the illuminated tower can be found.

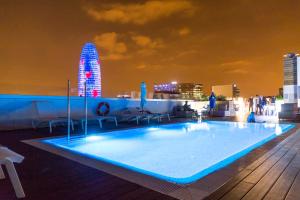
[78,42,101,97]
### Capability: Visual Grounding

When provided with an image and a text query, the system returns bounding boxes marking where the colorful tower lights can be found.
[78,43,101,97]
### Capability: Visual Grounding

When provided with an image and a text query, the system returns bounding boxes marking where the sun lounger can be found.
[48,118,74,133]
[142,110,171,123]
[0,146,25,198]
[114,108,151,125]
[78,116,118,129]
[152,113,171,122]
[31,101,74,133]
[122,113,149,125]
[32,117,74,133]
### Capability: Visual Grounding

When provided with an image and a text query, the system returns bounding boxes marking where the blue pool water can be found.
[43,121,294,184]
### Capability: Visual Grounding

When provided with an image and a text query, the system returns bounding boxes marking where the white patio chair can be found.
[0,146,25,198]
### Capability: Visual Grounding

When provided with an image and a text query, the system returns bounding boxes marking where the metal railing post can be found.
[67,80,71,142]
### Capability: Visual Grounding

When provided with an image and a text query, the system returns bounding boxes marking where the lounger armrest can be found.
[0,147,24,163]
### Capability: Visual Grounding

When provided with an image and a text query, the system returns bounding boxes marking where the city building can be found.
[116,94,131,98]
[130,91,140,99]
[278,87,283,97]
[283,53,300,104]
[279,53,300,120]
[212,84,240,99]
[233,84,240,98]
[153,82,203,100]
[178,83,203,100]
[78,42,101,97]
[153,82,180,99]
[116,91,153,99]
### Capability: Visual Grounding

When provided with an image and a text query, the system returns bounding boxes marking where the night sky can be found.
[1,0,300,97]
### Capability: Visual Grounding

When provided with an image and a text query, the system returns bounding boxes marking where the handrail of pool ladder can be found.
[66,80,88,143]
[84,81,88,137]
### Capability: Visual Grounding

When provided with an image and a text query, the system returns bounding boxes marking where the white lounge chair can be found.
[78,116,118,129]
[151,113,171,122]
[142,110,171,123]
[0,146,25,198]
[115,108,151,125]
[31,101,74,133]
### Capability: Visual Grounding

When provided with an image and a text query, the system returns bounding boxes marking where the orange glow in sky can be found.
[0,0,300,97]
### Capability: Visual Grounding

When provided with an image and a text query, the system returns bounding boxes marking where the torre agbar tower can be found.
[78,43,101,97]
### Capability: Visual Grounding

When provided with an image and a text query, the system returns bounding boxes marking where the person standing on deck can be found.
[262,96,267,115]
[255,95,260,115]
[258,96,263,115]
[248,96,254,112]
[209,92,216,115]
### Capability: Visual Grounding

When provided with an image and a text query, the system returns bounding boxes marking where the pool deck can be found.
[205,124,300,200]
[1,119,300,200]
[0,122,179,200]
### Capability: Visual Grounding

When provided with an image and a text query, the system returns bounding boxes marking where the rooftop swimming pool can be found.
[42,121,294,184]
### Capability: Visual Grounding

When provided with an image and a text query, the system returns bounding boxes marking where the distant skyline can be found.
[1,0,300,97]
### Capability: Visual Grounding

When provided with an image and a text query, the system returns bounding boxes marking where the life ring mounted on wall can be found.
[97,102,110,116]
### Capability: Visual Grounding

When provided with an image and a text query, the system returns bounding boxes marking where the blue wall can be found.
[0,94,205,130]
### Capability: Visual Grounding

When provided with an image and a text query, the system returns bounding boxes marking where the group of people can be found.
[247,95,277,123]
[248,95,276,116]
[183,92,277,123]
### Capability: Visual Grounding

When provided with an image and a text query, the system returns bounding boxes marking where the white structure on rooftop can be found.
[283,53,300,105]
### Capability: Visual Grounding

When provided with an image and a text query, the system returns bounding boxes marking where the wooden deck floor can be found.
[1,120,300,200]
[0,126,176,200]
[205,125,300,200]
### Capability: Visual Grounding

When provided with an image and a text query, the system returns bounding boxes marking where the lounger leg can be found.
[4,159,25,198]
[136,118,139,125]
[49,121,52,133]
[31,120,36,129]
[81,120,84,130]
[114,118,118,127]
[98,120,103,128]
[0,164,5,179]
[71,120,74,131]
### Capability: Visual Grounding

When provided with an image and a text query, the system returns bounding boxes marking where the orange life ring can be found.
[97,102,110,116]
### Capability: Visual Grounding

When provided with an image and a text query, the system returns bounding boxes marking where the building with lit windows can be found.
[283,53,300,104]
[178,83,203,100]
[153,82,203,100]
[279,53,300,120]
[278,87,283,97]
[78,42,101,97]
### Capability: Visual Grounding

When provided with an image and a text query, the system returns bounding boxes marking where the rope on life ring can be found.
[97,102,110,116]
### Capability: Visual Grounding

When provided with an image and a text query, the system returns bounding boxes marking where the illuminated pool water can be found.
[43,121,294,184]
